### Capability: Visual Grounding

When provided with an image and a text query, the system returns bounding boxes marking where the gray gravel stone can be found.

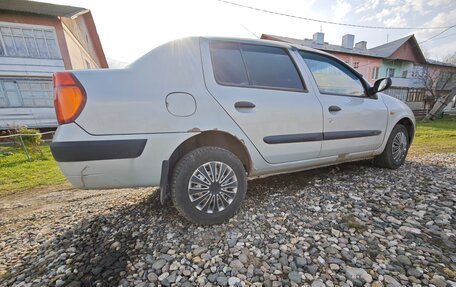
[238,254,248,264]
[406,267,423,278]
[311,280,325,287]
[1,153,455,287]
[230,259,244,270]
[396,255,412,266]
[228,276,241,285]
[384,275,401,287]
[288,271,301,283]
[192,247,208,256]
[346,266,373,283]
[430,275,447,287]
[152,259,166,270]
[296,257,306,267]
[147,272,158,282]
[306,264,319,275]
[217,276,228,286]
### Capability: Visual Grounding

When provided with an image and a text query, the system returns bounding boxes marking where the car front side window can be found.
[300,51,366,97]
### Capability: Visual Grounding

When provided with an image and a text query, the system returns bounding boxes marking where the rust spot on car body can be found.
[188,127,201,132]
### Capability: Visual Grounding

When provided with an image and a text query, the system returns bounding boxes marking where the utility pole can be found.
[423,87,456,121]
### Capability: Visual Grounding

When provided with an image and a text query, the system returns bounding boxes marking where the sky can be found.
[46,0,456,67]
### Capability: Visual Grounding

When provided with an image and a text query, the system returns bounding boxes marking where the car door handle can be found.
[328,105,342,112]
[235,101,256,109]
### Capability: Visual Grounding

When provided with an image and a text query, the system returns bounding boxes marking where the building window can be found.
[0,78,53,108]
[0,39,5,56]
[0,84,7,106]
[371,67,379,79]
[386,68,395,77]
[411,65,424,78]
[436,72,454,90]
[0,24,61,59]
[402,70,408,78]
[353,62,359,69]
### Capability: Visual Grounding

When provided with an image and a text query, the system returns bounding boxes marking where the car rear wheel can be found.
[374,124,409,169]
[170,147,247,225]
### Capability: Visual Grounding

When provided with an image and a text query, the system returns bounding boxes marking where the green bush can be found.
[9,128,45,161]
[16,127,42,146]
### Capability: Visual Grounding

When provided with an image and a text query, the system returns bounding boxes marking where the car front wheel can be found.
[171,147,247,225]
[374,124,409,169]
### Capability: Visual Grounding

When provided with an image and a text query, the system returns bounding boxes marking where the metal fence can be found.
[0,131,54,161]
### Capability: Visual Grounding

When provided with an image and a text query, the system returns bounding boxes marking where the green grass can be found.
[410,116,456,155]
[0,144,68,195]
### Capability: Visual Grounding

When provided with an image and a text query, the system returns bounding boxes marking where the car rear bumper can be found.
[52,123,195,189]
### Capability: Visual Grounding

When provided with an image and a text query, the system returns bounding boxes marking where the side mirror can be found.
[372,78,392,93]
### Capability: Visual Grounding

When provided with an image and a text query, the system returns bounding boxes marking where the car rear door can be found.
[298,51,388,158]
[201,40,323,164]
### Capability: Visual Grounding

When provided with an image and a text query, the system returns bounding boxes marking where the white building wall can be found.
[0,57,64,77]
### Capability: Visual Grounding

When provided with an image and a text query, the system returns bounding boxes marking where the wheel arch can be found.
[396,117,415,145]
[160,130,252,204]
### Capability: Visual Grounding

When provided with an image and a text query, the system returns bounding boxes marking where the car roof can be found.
[200,36,333,56]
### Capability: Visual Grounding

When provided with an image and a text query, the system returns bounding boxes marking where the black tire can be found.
[374,124,409,169]
[170,147,247,225]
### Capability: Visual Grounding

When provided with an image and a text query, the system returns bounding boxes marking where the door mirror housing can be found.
[372,78,392,94]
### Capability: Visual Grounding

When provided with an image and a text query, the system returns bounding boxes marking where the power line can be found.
[418,32,456,45]
[432,32,456,41]
[419,24,456,44]
[216,0,455,30]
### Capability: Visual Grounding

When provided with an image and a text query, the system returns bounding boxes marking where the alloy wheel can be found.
[392,131,407,163]
[187,161,238,214]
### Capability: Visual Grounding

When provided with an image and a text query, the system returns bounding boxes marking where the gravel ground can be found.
[0,153,455,287]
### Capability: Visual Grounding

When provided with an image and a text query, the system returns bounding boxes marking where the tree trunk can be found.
[422,87,456,121]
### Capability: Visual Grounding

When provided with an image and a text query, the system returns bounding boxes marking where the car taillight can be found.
[53,72,86,125]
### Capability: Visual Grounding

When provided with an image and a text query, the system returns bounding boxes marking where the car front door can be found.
[201,41,323,164]
[299,51,388,158]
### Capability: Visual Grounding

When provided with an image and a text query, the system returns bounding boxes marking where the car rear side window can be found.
[210,42,249,86]
[210,42,305,92]
[240,45,305,91]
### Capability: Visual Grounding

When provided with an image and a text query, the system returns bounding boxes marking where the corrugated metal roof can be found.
[426,58,456,68]
[368,35,414,57]
[0,0,87,17]
[261,33,456,68]
[261,34,382,58]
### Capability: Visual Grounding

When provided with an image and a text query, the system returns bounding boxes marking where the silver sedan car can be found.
[51,37,415,224]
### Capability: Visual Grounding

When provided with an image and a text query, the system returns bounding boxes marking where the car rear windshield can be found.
[210,42,305,92]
